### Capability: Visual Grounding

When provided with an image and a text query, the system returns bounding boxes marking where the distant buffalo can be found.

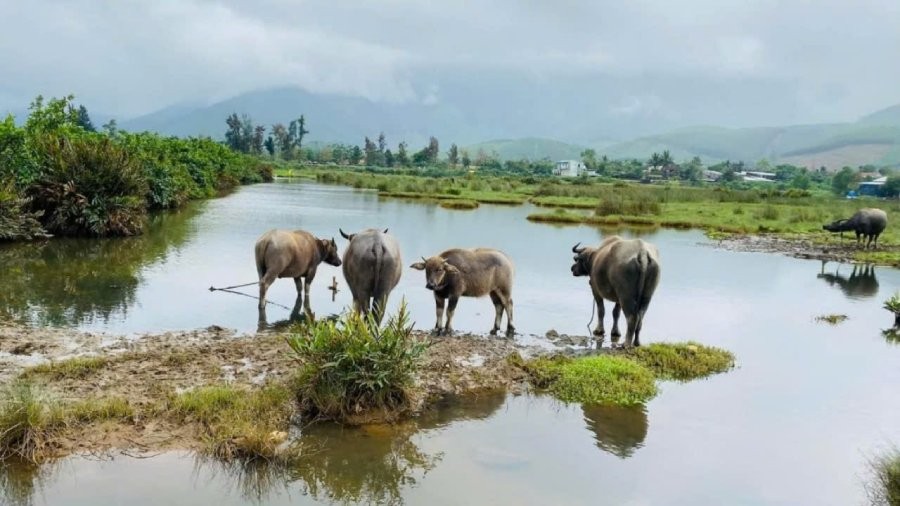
[571,236,660,347]
[823,208,888,249]
[255,229,341,315]
[340,228,402,324]
[411,248,515,336]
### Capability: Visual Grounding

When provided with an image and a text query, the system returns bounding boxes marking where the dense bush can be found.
[27,134,147,236]
[287,303,428,423]
[0,95,269,239]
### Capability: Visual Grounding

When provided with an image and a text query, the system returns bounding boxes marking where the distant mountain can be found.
[119,82,900,168]
[464,138,588,161]
[604,105,900,169]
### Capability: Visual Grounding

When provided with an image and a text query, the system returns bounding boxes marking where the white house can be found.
[554,160,587,177]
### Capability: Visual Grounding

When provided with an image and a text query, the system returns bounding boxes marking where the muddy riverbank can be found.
[711,234,900,266]
[0,321,592,459]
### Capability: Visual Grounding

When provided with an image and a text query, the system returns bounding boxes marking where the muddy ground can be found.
[711,234,900,265]
[0,322,593,456]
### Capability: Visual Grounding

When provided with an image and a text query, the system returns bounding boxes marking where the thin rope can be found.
[586,298,596,339]
[209,284,293,311]
[208,281,259,292]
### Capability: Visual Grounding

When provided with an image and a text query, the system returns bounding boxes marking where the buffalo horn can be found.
[572,242,584,253]
[339,228,351,240]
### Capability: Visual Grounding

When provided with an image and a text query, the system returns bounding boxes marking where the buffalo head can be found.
[411,256,459,291]
[319,238,342,267]
[570,242,592,277]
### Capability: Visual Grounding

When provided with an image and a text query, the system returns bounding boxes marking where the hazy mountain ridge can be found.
[119,86,900,167]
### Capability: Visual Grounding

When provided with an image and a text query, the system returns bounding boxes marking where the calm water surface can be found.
[1,181,899,505]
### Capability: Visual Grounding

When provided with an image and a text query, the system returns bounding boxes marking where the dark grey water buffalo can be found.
[822,208,888,249]
[339,228,402,323]
[255,229,341,314]
[571,236,660,347]
[410,248,515,336]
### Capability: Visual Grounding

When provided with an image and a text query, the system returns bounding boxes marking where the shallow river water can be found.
[1,181,899,505]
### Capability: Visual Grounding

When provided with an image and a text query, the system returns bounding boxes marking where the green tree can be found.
[884,175,900,197]
[680,156,704,182]
[75,105,96,132]
[364,136,378,166]
[448,143,459,167]
[384,149,394,167]
[252,125,266,155]
[791,171,811,189]
[580,149,597,170]
[264,135,275,157]
[272,123,290,159]
[25,95,79,135]
[101,118,118,138]
[831,166,857,195]
[349,145,363,165]
[396,142,409,167]
[288,116,309,152]
[461,150,471,169]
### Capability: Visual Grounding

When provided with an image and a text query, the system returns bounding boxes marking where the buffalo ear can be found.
[410,262,426,271]
[444,263,460,274]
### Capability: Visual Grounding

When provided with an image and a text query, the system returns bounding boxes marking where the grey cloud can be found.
[1,0,898,125]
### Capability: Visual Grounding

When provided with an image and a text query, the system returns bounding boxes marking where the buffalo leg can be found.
[373,293,389,325]
[258,271,277,310]
[504,295,515,335]
[303,269,317,312]
[433,296,446,334]
[592,293,606,337]
[611,303,622,341]
[623,313,637,348]
[291,277,304,315]
[489,291,503,335]
[444,296,459,335]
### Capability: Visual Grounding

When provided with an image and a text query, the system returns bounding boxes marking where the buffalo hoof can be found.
[593,329,605,337]
[611,330,621,338]
[443,327,454,336]
[489,328,499,336]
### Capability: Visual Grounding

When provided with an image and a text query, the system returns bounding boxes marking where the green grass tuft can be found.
[815,314,849,325]
[439,199,479,210]
[287,302,428,423]
[629,342,735,381]
[867,447,900,506]
[22,356,108,380]
[0,381,132,463]
[550,356,657,405]
[169,385,294,462]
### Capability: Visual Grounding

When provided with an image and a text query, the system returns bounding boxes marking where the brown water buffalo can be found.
[571,236,660,347]
[255,229,341,315]
[339,228,402,324]
[822,208,888,249]
[410,248,515,336]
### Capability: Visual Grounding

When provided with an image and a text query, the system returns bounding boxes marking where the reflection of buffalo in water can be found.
[581,404,648,458]
[817,261,879,299]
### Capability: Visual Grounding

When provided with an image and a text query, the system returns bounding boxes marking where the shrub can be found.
[754,205,780,221]
[287,303,428,423]
[867,447,900,506]
[0,183,47,241]
[27,133,148,236]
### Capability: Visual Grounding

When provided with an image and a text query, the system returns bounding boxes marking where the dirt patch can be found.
[709,234,900,265]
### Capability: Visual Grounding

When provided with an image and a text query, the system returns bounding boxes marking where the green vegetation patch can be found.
[550,356,657,405]
[287,303,428,424]
[629,342,735,381]
[439,199,479,210]
[512,342,736,405]
[0,381,132,463]
[867,447,900,506]
[22,356,108,380]
[169,384,295,462]
[815,314,849,325]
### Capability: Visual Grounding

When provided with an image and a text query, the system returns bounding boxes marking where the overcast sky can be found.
[1,0,898,125]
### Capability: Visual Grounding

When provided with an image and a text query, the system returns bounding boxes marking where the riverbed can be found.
[1,180,899,505]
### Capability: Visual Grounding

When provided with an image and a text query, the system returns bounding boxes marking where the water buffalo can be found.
[410,248,515,336]
[571,236,660,347]
[255,229,341,315]
[339,228,402,324]
[822,208,888,249]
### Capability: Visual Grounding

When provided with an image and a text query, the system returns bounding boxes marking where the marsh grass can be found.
[287,303,428,423]
[513,342,735,404]
[629,342,735,381]
[169,385,295,462]
[439,199,479,210]
[21,356,108,380]
[867,447,900,506]
[0,381,132,463]
[815,314,849,325]
[551,356,657,405]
